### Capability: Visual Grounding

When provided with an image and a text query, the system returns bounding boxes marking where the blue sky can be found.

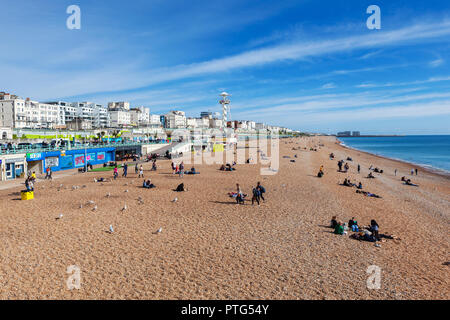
[1,0,450,134]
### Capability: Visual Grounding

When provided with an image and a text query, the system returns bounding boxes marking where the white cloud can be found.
[429,58,444,67]
[355,76,450,89]
[321,83,336,89]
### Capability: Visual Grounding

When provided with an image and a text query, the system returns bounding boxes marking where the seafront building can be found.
[1,91,292,135]
[129,106,150,127]
[164,110,186,129]
[1,93,63,129]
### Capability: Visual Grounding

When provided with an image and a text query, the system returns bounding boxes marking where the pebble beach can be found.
[0,136,448,299]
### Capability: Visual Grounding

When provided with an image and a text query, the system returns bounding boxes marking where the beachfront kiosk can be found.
[0,153,27,181]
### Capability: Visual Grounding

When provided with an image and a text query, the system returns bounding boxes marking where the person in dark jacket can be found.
[251,186,261,205]
[256,182,266,202]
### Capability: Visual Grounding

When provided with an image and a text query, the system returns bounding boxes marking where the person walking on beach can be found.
[138,165,144,178]
[256,181,266,202]
[135,163,138,174]
[411,169,414,175]
[394,169,397,176]
[45,167,52,180]
[357,164,360,174]
[122,163,128,178]
[171,162,176,174]
[415,168,418,176]
[179,161,184,178]
[113,166,119,180]
[338,160,343,172]
[236,183,244,205]
[252,186,261,205]
[344,162,349,173]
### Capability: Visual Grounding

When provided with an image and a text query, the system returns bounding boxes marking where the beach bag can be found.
[260,186,266,193]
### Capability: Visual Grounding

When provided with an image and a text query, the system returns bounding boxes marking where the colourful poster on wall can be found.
[45,156,59,168]
[74,155,85,167]
[60,156,73,169]
[86,153,96,162]
[97,152,105,161]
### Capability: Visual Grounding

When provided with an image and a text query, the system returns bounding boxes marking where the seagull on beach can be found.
[122,204,128,211]
[124,189,129,193]
[153,227,162,234]
[109,225,114,233]
[56,214,63,220]
[172,197,178,203]
[106,192,111,198]
[92,205,98,211]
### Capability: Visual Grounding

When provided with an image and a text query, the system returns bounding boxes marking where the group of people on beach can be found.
[171,161,185,177]
[220,162,236,171]
[232,182,266,205]
[401,176,419,186]
[331,216,382,243]
[341,178,363,190]
[337,160,350,173]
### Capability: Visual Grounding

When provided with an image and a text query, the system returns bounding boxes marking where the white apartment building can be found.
[255,122,267,130]
[46,101,74,126]
[238,121,248,130]
[47,101,109,129]
[0,93,16,128]
[209,118,223,128]
[186,117,197,128]
[0,93,62,129]
[165,110,186,129]
[196,117,210,128]
[129,107,150,127]
[90,103,110,128]
[110,109,131,127]
[108,101,130,110]
[248,121,256,131]
[149,114,161,125]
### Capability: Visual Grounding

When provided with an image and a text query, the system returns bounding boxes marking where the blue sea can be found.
[338,135,450,174]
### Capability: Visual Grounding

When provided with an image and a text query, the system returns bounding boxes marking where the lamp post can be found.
[84,133,87,173]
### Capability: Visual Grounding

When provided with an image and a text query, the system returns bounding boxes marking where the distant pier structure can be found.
[219,92,231,129]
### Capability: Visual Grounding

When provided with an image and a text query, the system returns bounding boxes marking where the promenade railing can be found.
[0,140,169,155]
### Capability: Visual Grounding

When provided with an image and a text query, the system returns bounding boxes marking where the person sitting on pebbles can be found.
[143,179,156,189]
[174,183,188,192]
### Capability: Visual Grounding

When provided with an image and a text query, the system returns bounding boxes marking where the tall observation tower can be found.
[219,92,230,129]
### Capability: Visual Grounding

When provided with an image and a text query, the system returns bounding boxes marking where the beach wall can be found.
[25,147,116,174]
[141,143,169,155]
